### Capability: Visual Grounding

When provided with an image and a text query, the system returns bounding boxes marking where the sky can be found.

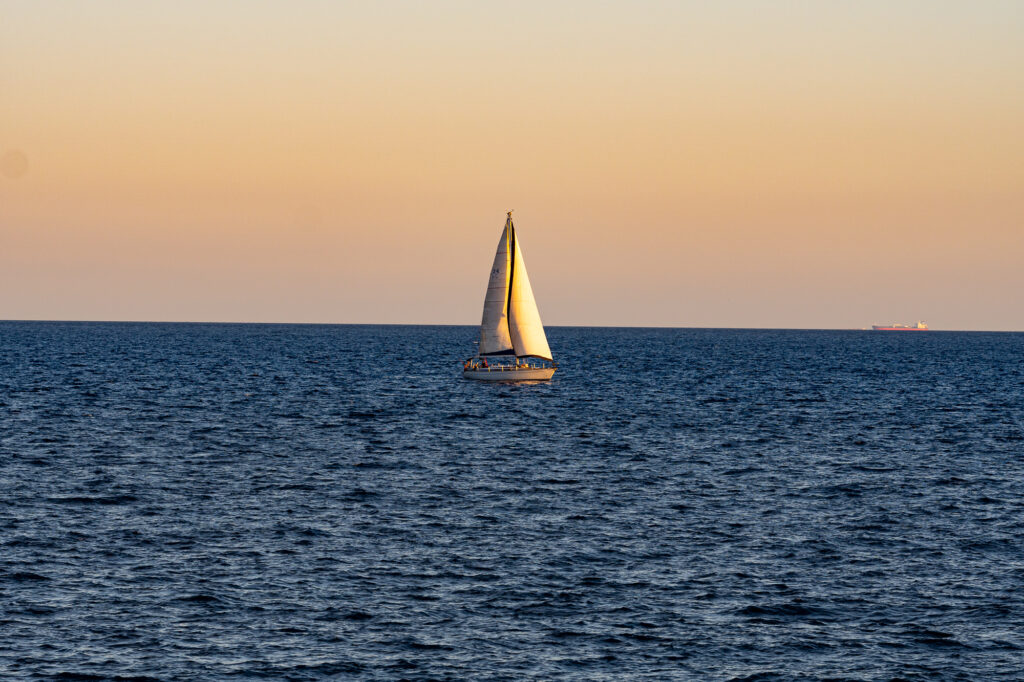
[1,1,1022,329]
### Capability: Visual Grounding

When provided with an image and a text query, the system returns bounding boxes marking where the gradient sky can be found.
[1,1,1022,329]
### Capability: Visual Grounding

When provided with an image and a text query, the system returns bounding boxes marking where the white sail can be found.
[508,224,553,361]
[477,219,514,355]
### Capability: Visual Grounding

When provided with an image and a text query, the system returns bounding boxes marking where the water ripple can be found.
[1,323,1022,679]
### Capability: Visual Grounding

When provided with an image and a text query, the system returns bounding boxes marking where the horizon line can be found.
[1,319,1019,333]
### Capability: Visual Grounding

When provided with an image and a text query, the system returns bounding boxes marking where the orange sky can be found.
[1,2,1022,329]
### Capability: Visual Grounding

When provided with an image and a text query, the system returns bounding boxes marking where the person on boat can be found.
[481,358,489,368]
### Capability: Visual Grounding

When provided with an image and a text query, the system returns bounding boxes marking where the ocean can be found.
[1,322,1022,680]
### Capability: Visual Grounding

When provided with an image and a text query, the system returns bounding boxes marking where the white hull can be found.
[463,366,555,382]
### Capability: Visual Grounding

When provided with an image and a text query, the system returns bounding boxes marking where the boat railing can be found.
[467,363,544,372]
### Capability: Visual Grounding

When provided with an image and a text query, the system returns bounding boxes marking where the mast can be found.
[505,211,515,339]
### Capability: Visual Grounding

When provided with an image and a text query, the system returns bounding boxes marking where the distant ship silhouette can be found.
[871,321,929,331]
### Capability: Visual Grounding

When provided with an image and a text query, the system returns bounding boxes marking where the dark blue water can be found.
[2,322,1023,680]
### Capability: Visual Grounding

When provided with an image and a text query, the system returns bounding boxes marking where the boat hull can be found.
[463,366,555,382]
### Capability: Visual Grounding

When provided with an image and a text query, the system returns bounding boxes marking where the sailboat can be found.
[463,212,556,381]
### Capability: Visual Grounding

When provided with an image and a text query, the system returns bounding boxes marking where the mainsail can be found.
[478,219,514,355]
[477,214,553,361]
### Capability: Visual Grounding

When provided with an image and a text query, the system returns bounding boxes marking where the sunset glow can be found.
[2,2,1021,328]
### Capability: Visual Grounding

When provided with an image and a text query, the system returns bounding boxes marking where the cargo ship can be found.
[872,321,929,331]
